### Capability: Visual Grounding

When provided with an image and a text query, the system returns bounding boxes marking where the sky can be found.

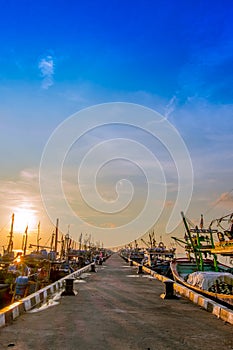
[0,0,233,250]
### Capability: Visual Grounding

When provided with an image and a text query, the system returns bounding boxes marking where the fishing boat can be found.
[170,257,233,306]
[0,214,110,308]
[139,233,175,276]
[119,248,144,263]
[1,213,15,263]
[0,283,11,309]
[142,244,175,276]
[209,212,233,257]
[171,212,233,307]
[0,217,56,305]
[119,240,145,263]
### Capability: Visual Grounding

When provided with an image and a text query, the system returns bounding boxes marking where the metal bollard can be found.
[90,262,96,272]
[160,279,178,299]
[61,278,75,296]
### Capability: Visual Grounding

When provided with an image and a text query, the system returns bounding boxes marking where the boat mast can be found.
[208,226,218,271]
[181,211,200,270]
[54,218,59,257]
[79,233,82,250]
[6,213,14,253]
[50,231,55,250]
[37,222,41,252]
[194,224,204,271]
[23,225,28,256]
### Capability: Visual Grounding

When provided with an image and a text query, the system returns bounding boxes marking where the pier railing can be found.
[0,262,94,328]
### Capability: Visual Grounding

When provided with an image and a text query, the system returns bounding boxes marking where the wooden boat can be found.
[171,212,233,307]
[120,240,145,263]
[0,215,110,309]
[128,250,145,263]
[143,244,176,277]
[1,214,15,263]
[120,234,176,276]
[0,283,11,309]
[209,212,233,257]
[170,257,233,306]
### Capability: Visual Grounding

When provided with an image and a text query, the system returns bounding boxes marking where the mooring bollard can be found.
[137,265,143,274]
[90,262,96,272]
[160,279,178,299]
[61,278,75,296]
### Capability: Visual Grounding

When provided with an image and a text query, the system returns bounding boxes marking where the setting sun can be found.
[13,207,38,233]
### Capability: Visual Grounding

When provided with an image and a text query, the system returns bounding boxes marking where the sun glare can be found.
[13,207,37,233]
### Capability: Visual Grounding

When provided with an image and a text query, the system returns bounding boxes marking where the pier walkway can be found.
[0,253,232,350]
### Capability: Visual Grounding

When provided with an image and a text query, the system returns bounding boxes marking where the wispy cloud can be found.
[0,168,41,210]
[212,191,233,209]
[164,95,177,119]
[38,55,54,89]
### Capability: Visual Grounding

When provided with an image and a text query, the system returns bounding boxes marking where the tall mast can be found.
[50,231,55,250]
[54,218,59,256]
[181,211,200,270]
[7,213,14,253]
[209,227,218,271]
[79,233,82,250]
[37,222,41,252]
[23,225,28,256]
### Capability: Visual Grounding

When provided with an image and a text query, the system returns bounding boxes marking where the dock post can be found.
[137,265,143,274]
[160,279,178,299]
[90,263,96,272]
[61,278,75,296]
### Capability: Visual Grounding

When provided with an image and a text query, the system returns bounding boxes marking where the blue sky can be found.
[0,0,233,248]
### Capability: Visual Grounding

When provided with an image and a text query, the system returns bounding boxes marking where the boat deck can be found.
[0,253,232,350]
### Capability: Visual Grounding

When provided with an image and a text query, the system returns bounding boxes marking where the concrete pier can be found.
[0,253,232,350]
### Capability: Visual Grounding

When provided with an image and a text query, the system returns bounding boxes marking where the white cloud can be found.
[38,55,54,89]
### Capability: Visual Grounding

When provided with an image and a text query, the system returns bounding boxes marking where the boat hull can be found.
[0,284,11,309]
[170,258,233,307]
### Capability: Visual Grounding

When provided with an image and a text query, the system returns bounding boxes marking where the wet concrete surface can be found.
[0,253,232,350]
